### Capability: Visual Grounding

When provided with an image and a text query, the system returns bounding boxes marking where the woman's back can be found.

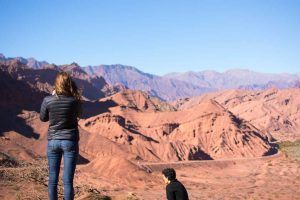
[40,72,81,200]
[40,94,80,141]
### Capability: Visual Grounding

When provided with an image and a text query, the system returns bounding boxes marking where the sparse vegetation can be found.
[0,156,114,200]
[0,152,20,167]
[78,193,112,200]
[125,193,139,200]
[278,139,300,162]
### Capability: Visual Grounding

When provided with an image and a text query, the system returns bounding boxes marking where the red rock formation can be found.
[176,88,300,141]
[80,91,273,162]
[98,89,176,112]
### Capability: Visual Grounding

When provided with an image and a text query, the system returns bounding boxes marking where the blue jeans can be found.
[47,140,79,200]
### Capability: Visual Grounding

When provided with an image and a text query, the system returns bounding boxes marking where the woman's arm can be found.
[40,98,49,122]
[76,100,82,118]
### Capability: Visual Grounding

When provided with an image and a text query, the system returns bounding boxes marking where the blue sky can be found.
[0,0,299,75]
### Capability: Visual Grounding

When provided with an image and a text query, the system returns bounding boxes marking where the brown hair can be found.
[54,72,82,115]
[54,72,82,101]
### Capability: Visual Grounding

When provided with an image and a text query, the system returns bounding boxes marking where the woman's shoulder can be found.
[41,95,55,104]
[43,94,78,102]
[42,95,53,101]
[42,95,79,108]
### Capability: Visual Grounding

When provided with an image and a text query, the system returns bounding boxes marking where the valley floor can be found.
[1,141,300,200]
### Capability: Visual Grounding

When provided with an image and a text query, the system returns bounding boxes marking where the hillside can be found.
[175,88,300,141]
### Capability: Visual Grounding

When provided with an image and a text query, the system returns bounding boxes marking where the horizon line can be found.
[1,53,299,76]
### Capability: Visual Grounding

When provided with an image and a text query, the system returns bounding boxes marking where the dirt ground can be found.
[1,142,300,200]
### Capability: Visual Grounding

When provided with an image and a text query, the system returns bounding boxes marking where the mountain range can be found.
[1,54,299,101]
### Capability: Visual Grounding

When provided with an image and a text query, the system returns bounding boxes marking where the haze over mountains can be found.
[83,65,300,101]
[164,70,300,90]
[1,54,299,101]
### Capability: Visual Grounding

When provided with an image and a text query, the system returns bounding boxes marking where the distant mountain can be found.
[0,59,108,101]
[164,69,300,90]
[0,60,47,110]
[1,54,299,101]
[0,53,5,60]
[84,65,300,100]
[294,81,300,88]
[83,65,214,101]
[0,54,50,69]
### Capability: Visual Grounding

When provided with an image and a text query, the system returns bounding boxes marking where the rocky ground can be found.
[1,140,300,199]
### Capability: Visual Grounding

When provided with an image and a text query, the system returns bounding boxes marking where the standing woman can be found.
[40,72,82,200]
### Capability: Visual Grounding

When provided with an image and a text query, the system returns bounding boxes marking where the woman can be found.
[40,72,82,200]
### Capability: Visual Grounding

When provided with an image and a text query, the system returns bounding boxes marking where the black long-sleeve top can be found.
[40,95,81,141]
[166,179,189,200]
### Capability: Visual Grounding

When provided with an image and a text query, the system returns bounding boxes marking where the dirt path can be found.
[138,151,283,172]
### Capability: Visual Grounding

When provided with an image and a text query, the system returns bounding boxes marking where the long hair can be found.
[54,72,81,101]
[54,72,82,102]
